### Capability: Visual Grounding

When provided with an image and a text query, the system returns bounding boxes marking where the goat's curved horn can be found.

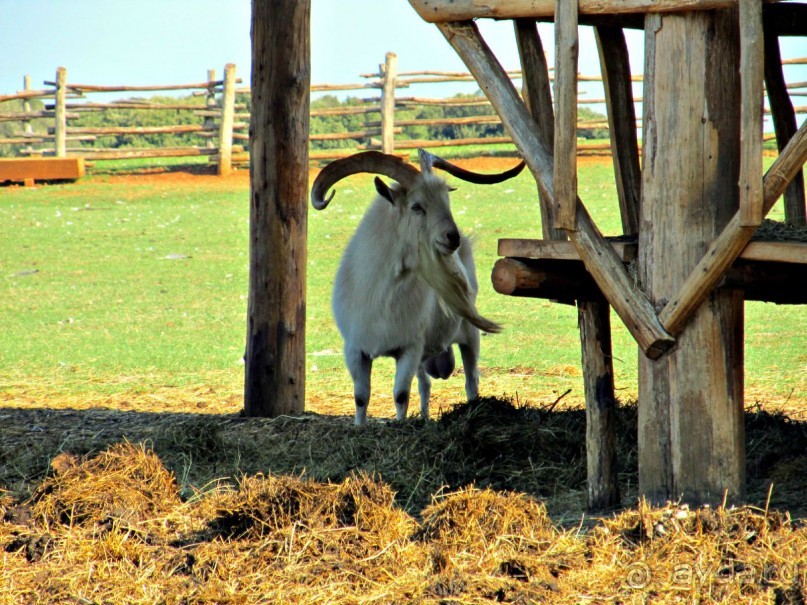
[311,151,421,210]
[419,149,526,184]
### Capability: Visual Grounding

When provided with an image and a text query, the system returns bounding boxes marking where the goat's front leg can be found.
[345,344,372,426]
[393,347,421,421]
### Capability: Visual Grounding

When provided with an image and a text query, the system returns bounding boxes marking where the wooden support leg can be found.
[639,10,745,504]
[579,300,620,510]
[764,29,806,226]
[515,20,619,510]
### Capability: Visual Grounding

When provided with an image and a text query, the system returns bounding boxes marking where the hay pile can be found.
[2,439,806,603]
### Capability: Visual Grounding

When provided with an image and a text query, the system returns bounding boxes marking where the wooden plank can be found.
[659,116,807,336]
[741,241,807,264]
[436,20,674,359]
[498,238,636,262]
[739,0,765,226]
[409,0,783,21]
[0,157,84,182]
[553,0,579,231]
[595,26,641,236]
[764,30,806,226]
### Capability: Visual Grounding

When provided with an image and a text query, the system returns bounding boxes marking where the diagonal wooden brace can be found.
[437,20,675,359]
[659,117,807,335]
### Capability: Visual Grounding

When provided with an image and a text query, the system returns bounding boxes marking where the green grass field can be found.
[0,155,804,416]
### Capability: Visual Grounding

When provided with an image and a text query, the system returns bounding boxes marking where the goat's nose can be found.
[445,229,461,251]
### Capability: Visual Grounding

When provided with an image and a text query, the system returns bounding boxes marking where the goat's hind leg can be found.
[458,326,480,401]
[416,364,431,419]
[345,345,373,426]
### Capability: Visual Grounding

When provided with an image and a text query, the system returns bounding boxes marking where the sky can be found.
[0,0,805,124]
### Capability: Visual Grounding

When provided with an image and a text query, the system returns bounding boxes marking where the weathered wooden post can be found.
[244,0,309,417]
[22,76,35,156]
[380,52,397,154]
[639,9,745,504]
[764,28,807,226]
[218,63,237,176]
[54,67,67,158]
[204,69,217,150]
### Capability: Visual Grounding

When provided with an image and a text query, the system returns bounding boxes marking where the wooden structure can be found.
[409,0,807,508]
[243,0,310,417]
[0,157,84,186]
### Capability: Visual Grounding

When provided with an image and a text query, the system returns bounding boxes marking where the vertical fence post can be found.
[54,67,67,158]
[380,52,397,154]
[218,63,236,176]
[22,76,35,156]
[205,69,217,150]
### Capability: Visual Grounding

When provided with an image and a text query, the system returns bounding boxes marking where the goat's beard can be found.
[417,244,502,334]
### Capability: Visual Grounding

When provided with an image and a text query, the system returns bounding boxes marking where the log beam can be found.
[739,0,765,227]
[409,0,783,22]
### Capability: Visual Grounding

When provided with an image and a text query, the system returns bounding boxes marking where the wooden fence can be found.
[1,55,806,173]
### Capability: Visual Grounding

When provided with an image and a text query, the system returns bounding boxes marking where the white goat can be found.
[311,149,524,425]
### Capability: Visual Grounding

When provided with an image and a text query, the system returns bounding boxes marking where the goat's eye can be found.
[411,203,425,214]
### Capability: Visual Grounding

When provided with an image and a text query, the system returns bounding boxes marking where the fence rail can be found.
[1,53,806,173]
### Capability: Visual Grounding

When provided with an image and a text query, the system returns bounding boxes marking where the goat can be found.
[311,149,524,425]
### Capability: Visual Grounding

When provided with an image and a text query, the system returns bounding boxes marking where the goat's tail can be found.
[418,247,503,334]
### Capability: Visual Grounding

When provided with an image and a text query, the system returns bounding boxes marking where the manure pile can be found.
[1,398,806,603]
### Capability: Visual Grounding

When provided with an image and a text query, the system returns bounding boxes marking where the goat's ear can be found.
[374,177,396,205]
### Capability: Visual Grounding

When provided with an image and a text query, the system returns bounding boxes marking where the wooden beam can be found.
[0,157,84,183]
[739,0,765,227]
[764,30,806,226]
[244,0,309,417]
[436,20,674,359]
[595,26,641,236]
[514,19,565,241]
[498,238,636,261]
[409,0,782,22]
[553,0,579,231]
[492,252,807,304]
[659,116,807,336]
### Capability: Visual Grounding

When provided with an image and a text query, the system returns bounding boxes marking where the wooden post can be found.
[553,0,579,231]
[205,69,217,150]
[380,52,398,154]
[218,63,237,176]
[594,26,641,236]
[515,19,619,510]
[244,0,309,417]
[764,29,807,226]
[639,10,745,505]
[54,67,67,158]
[514,19,564,240]
[22,76,35,156]
[739,0,764,227]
